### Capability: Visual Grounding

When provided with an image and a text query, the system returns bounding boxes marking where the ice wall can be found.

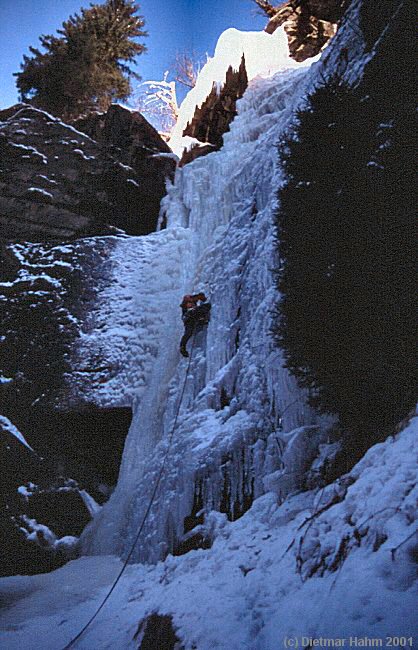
[81,32,329,562]
[66,228,190,408]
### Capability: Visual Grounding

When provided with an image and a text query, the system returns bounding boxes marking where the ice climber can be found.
[180,292,211,357]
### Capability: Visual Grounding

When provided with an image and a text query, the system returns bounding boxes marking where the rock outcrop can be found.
[257,0,348,61]
[182,56,248,150]
[0,415,90,576]
[73,104,176,226]
[177,1,349,167]
[0,104,174,242]
[179,56,248,165]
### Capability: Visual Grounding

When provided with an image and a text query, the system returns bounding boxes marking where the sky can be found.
[0,0,266,109]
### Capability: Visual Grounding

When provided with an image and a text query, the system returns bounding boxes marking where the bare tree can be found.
[171,50,202,90]
[251,0,280,18]
[134,51,205,138]
[135,71,179,139]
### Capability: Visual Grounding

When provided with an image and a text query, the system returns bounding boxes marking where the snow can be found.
[8,142,48,164]
[12,269,62,288]
[20,515,57,545]
[17,517,79,556]
[114,102,136,113]
[169,27,315,156]
[37,174,58,185]
[0,421,416,649]
[79,490,102,517]
[150,152,180,161]
[9,142,39,153]
[0,415,34,452]
[8,105,94,142]
[73,149,95,161]
[117,162,135,172]
[53,536,78,554]
[67,229,190,408]
[17,483,37,501]
[27,187,53,198]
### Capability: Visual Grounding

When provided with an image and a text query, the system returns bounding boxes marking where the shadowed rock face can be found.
[264,0,349,61]
[0,238,132,484]
[73,104,176,225]
[0,104,175,242]
[0,238,133,576]
[0,419,90,577]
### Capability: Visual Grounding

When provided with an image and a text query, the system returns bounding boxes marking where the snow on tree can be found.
[135,72,179,139]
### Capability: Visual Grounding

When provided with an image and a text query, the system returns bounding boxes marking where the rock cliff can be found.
[73,104,176,228]
[0,237,133,575]
[263,0,348,61]
[0,104,174,241]
[0,103,174,574]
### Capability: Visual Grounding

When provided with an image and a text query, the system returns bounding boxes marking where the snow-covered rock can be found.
[0,415,34,452]
[0,413,91,576]
[169,26,311,158]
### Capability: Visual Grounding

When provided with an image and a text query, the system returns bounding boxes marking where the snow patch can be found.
[17,483,37,501]
[0,416,34,452]
[73,149,95,161]
[79,490,102,517]
[27,187,53,199]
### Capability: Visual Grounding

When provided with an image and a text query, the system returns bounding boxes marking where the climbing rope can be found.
[63,331,197,649]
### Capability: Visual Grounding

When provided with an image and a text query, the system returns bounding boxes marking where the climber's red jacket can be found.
[180,293,206,313]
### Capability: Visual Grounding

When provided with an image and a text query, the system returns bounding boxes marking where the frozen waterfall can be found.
[81,30,329,563]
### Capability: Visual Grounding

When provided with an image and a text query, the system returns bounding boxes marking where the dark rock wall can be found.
[0,238,131,483]
[0,100,175,576]
[0,104,174,241]
[265,0,349,61]
[73,104,176,231]
[0,238,133,575]
[0,418,89,576]
[183,57,248,149]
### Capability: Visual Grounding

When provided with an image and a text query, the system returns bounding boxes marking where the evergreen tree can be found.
[15,0,147,119]
[274,78,416,456]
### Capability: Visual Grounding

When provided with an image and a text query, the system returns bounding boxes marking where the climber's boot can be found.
[180,346,189,358]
